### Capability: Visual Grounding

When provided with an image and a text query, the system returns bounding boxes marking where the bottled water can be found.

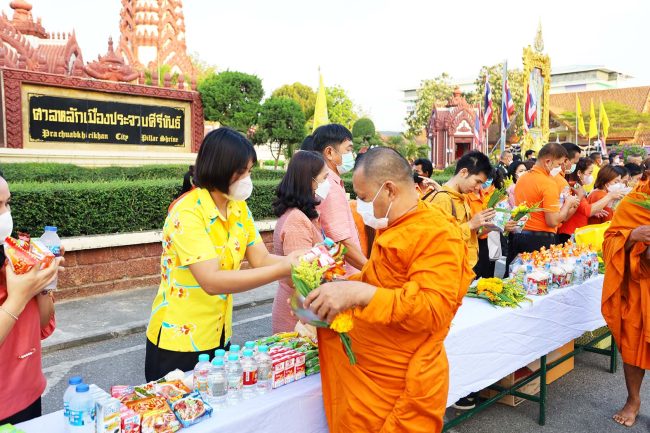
[193,354,211,397]
[591,253,599,277]
[63,376,83,421]
[207,358,228,409]
[255,345,272,394]
[226,353,243,404]
[67,384,95,433]
[214,349,226,361]
[40,226,61,291]
[241,349,258,400]
[229,344,241,360]
[573,259,583,285]
[244,341,257,354]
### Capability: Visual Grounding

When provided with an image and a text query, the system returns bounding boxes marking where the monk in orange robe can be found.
[602,173,650,427]
[305,147,474,432]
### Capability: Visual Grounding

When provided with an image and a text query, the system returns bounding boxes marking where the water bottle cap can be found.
[68,376,83,385]
[214,349,226,357]
[244,341,255,348]
[230,344,240,352]
[44,226,58,232]
[228,353,239,361]
[198,354,210,362]
[212,358,224,366]
[76,384,89,393]
[258,345,269,353]
[323,238,335,248]
[243,349,253,357]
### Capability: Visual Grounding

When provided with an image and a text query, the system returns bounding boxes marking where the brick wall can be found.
[57,230,274,300]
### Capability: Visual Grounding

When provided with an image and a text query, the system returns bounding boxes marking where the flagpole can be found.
[597,99,601,153]
[575,95,578,145]
[500,60,507,154]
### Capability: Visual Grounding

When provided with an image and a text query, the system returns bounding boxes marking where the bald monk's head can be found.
[352,147,419,226]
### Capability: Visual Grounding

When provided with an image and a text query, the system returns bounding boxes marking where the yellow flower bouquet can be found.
[290,240,356,365]
[466,277,530,308]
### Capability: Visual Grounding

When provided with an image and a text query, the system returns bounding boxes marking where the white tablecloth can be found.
[19,276,605,433]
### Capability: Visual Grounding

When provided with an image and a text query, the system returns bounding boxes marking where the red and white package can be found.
[271,355,285,389]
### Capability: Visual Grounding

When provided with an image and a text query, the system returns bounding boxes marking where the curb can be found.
[42,297,275,355]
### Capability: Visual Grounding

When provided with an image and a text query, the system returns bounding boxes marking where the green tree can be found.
[189,51,218,84]
[326,86,359,130]
[256,97,306,169]
[144,64,179,86]
[405,73,454,138]
[271,83,316,121]
[197,71,264,132]
[471,64,525,140]
[385,135,428,162]
[351,118,382,152]
[559,101,650,140]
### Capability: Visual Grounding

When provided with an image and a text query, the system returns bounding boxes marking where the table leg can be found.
[610,338,618,374]
[538,355,547,426]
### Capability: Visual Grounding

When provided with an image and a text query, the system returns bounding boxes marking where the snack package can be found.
[30,239,55,269]
[170,392,213,428]
[140,408,180,433]
[111,385,140,404]
[96,396,121,433]
[17,232,31,250]
[120,405,141,433]
[126,396,169,414]
[152,381,191,403]
[3,237,39,274]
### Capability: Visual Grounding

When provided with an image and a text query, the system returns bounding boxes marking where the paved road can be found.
[42,301,650,432]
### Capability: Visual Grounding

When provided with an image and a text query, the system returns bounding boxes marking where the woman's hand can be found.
[304,281,375,323]
[606,191,626,202]
[4,257,62,314]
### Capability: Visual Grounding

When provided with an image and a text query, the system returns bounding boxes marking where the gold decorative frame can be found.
[521,46,551,153]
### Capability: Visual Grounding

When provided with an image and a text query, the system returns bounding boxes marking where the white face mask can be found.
[337,152,355,175]
[0,211,13,243]
[549,166,562,177]
[356,183,392,230]
[315,178,331,200]
[582,175,594,186]
[566,163,576,174]
[227,176,253,201]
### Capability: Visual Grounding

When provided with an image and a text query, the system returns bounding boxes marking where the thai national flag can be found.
[524,82,537,130]
[474,107,481,142]
[483,77,493,128]
[502,78,515,129]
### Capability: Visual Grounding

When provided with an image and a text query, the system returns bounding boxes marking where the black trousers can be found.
[0,397,41,425]
[145,331,229,382]
[557,233,572,245]
[474,238,495,279]
[504,231,558,276]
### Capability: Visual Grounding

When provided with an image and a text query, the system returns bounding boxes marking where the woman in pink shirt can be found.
[271,151,328,333]
[0,176,62,424]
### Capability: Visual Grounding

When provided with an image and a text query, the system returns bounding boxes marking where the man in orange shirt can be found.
[305,147,474,433]
[602,172,650,427]
[553,142,584,225]
[505,143,579,271]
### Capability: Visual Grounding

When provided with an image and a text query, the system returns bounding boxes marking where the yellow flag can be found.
[599,100,610,140]
[576,95,587,137]
[588,99,598,139]
[312,70,329,132]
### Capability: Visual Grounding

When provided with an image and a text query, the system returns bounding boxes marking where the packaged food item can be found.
[111,385,139,404]
[170,392,213,428]
[271,355,285,389]
[3,237,39,274]
[524,270,550,296]
[120,405,141,433]
[152,381,191,403]
[17,232,31,249]
[294,351,306,380]
[30,239,55,269]
[283,354,296,385]
[126,396,169,414]
[306,364,321,376]
[140,408,181,433]
[96,396,121,433]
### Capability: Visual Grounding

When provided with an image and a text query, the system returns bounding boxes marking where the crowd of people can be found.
[0,122,648,431]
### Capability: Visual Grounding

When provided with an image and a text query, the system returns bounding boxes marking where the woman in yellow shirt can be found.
[145,127,299,381]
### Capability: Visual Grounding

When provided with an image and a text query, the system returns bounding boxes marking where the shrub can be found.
[262,160,286,168]
[607,144,647,161]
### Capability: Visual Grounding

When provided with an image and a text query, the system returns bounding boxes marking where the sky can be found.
[25,0,650,132]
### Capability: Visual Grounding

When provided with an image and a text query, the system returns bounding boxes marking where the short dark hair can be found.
[413,158,433,177]
[194,127,257,193]
[525,150,535,158]
[455,151,492,177]
[311,124,353,153]
[272,151,324,220]
[567,157,594,183]
[624,163,643,177]
[300,135,314,151]
[508,161,527,184]
[589,152,602,160]
[594,165,621,190]
[561,142,582,160]
[537,143,568,160]
[612,165,629,178]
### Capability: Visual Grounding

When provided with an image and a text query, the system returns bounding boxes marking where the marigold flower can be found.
[330,310,354,333]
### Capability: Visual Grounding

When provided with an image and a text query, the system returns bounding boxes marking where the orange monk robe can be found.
[318,201,475,433]
[349,200,370,258]
[602,178,650,369]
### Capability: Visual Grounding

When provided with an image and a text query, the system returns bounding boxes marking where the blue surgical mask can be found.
[337,152,355,175]
[566,163,576,174]
[482,179,493,189]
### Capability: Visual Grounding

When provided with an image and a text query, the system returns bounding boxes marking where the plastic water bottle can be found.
[40,226,61,291]
[255,345,272,394]
[207,358,228,409]
[241,349,258,400]
[226,353,243,404]
[214,349,226,361]
[573,259,583,285]
[67,384,95,433]
[63,376,83,420]
[193,354,211,397]
[229,344,241,359]
[244,341,257,354]
[591,253,599,277]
